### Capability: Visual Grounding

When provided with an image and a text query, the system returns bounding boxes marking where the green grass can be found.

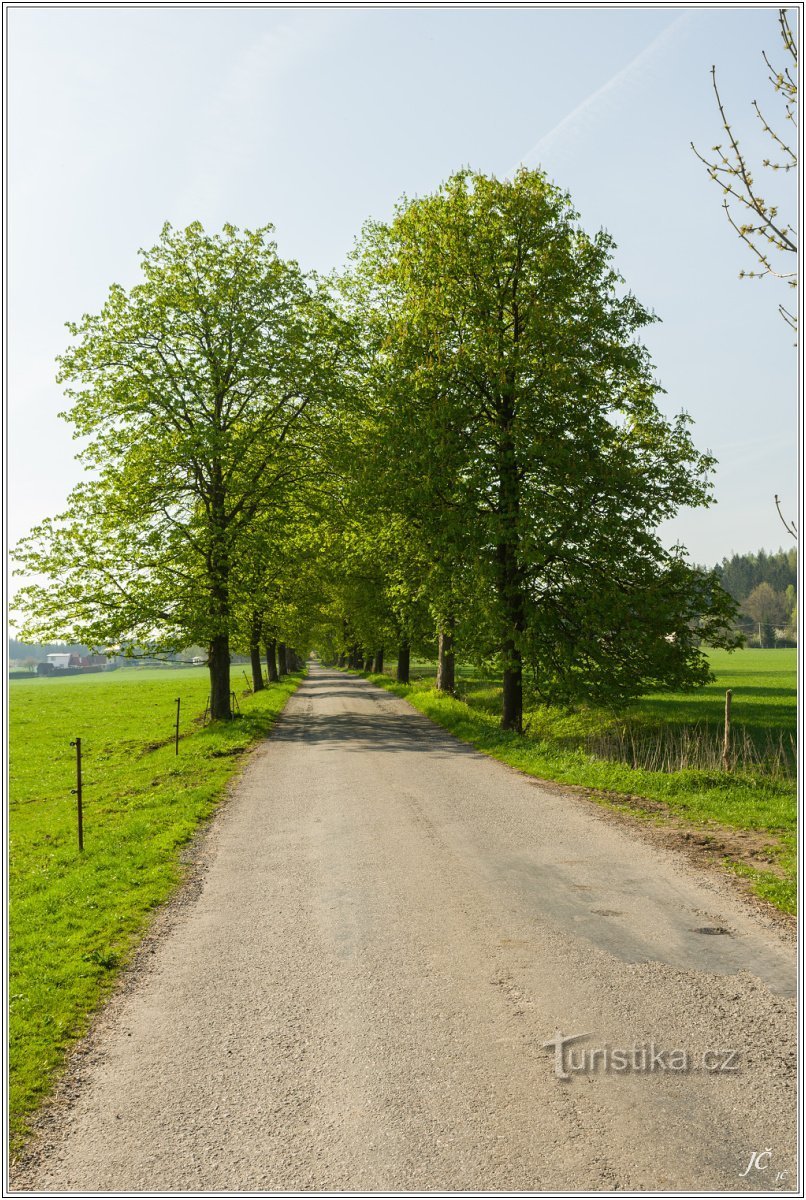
[360,649,797,915]
[9,667,302,1155]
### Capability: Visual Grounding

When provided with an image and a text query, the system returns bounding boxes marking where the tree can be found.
[786,601,798,643]
[13,223,330,719]
[346,169,740,730]
[742,580,789,646]
[692,9,798,333]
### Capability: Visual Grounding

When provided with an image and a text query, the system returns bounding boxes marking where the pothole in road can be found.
[691,926,734,936]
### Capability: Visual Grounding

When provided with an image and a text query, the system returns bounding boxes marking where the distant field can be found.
[631,647,796,736]
[363,648,797,915]
[8,667,302,1155]
[390,648,796,755]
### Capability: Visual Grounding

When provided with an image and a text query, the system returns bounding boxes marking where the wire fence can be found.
[582,722,796,779]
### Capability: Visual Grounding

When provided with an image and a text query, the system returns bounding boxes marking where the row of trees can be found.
[713,547,797,603]
[14,169,742,729]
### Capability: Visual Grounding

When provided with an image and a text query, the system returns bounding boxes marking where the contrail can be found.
[507,12,693,177]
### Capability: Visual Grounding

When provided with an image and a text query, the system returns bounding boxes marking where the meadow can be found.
[8,666,302,1154]
[362,648,797,915]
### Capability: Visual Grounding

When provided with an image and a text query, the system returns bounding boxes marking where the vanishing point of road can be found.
[16,664,796,1192]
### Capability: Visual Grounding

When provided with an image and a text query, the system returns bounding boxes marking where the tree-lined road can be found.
[18,666,796,1192]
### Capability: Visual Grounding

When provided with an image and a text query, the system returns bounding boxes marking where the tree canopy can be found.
[339,170,740,727]
[14,222,334,717]
[14,172,742,726]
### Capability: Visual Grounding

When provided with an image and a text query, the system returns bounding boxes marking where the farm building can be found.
[45,653,74,670]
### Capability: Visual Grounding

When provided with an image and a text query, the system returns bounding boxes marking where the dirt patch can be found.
[547,782,795,932]
[139,738,172,755]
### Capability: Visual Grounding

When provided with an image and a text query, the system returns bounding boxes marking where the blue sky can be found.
[8,4,799,573]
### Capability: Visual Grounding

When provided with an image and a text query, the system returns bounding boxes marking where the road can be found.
[17,664,796,1192]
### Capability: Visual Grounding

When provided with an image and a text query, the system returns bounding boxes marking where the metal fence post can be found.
[70,738,84,851]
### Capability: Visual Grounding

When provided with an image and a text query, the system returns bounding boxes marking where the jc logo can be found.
[739,1148,773,1177]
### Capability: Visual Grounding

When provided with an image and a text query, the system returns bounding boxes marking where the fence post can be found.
[175,697,181,756]
[70,738,84,851]
[722,689,732,772]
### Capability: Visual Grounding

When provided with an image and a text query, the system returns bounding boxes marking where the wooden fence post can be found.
[722,689,732,771]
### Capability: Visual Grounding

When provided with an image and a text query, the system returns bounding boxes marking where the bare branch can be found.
[774,493,798,538]
[691,9,798,336]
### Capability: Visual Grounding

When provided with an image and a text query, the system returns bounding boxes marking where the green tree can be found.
[348,169,740,730]
[742,580,789,645]
[786,601,797,642]
[13,223,329,718]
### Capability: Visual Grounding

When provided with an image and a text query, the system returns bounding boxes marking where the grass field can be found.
[8,666,302,1155]
[361,649,797,915]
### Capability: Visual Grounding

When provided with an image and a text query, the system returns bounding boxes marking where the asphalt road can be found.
[17,664,796,1192]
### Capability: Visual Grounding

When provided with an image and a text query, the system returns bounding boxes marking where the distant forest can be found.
[711,547,797,647]
[713,547,797,602]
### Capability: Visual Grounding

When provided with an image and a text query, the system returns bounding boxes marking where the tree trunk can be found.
[363,655,373,672]
[207,507,232,719]
[208,634,232,721]
[249,611,265,692]
[497,403,525,734]
[277,642,288,676]
[396,640,410,684]
[250,642,265,692]
[337,653,346,668]
[372,646,384,674]
[265,638,278,683]
[436,622,455,693]
[501,644,523,733]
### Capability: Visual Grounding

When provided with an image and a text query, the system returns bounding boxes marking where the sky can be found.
[7,3,800,594]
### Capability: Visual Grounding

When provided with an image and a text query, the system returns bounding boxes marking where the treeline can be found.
[714,548,797,604]
[711,549,797,647]
[13,170,743,730]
